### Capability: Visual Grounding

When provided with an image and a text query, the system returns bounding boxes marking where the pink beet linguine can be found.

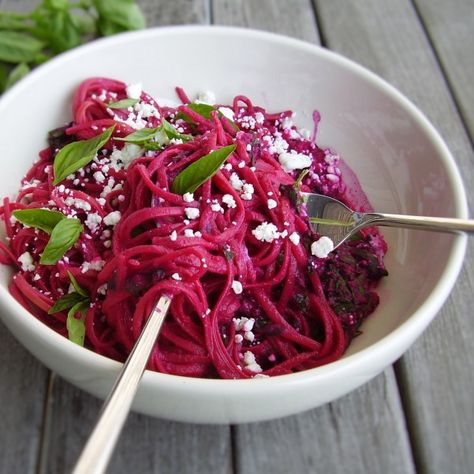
[0,78,387,379]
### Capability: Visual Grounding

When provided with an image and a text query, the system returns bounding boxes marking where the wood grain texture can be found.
[414,0,474,139]
[137,0,209,26]
[315,1,474,473]
[212,0,319,42]
[40,375,231,474]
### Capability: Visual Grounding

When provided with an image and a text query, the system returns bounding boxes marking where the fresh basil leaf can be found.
[0,31,44,63]
[40,217,83,265]
[44,0,69,10]
[0,63,7,92]
[67,300,89,346]
[4,62,29,89]
[117,120,191,146]
[13,208,65,234]
[53,126,114,185]
[178,103,215,122]
[93,0,145,35]
[172,144,236,195]
[67,270,88,297]
[48,291,86,314]
[107,98,138,108]
[0,13,30,31]
[116,127,159,144]
[161,119,192,142]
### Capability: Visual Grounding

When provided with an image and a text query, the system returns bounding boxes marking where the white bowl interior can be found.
[0,27,466,423]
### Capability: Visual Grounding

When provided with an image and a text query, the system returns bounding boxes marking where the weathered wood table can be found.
[1,0,473,472]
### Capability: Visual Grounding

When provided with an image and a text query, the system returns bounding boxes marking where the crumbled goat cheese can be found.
[171,273,182,281]
[110,144,143,169]
[134,102,159,118]
[103,211,121,226]
[278,152,312,173]
[311,236,334,258]
[241,183,254,200]
[93,171,106,183]
[269,137,289,154]
[237,160,245,168]
[234,334,244,343]
[195,90,216,105]
[267,199,277,209]
[222,194,236,208]
[183,192,194,203]
[254,112,265,124]
[211,202,224,213]
[81,259,105,273]
[243,351,262,373]
[289,232,300,245]
[33,274,41,281]
[85,213,102,232]
[185,208,200,220]
[125,83,142,100]
[64,197,91,211]
[184,229,196,238]
[230,172,244,191]
[170,230,177,241]
[231,280,243,295]
[18,252,35,272]
[218,106,234,120]
[252,222,280,243]
[97,284,108,295]
[244,331,255,342]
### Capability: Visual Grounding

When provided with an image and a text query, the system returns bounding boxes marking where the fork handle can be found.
[361,212,474,233]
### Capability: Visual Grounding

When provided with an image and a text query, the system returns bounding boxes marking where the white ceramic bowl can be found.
[0,26,467,424]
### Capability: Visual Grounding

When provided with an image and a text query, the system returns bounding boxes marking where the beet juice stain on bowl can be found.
[0,76,387,379]
[0,27,467,424]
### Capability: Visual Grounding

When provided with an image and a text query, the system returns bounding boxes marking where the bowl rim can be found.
[0,25,468,394]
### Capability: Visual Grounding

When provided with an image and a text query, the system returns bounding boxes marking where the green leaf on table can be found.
[43,0,70,10]
[4,62,30,89]
[0,12,31,31]
[0,63,7,92]
[13,208,65,234]
[107,98,138,109]
[93,0,146,36]
[40,217,83,265]
[0,31,44,63]
[53,126,114,184]
[66,300,89,346]
[172,144,236,195]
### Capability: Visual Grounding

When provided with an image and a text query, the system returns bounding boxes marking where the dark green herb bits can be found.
[0,31,45,63]
[49,272,90,346]
[40,217,83,265]
[107,98,139,109]
[53,126,114,185]
[172,144,236,195]
[12,208,65,234]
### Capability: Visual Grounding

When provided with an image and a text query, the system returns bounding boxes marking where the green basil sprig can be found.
[107,98,138,109]
[178,103,239,130]
[116,119,192,149]
[13,208,83,264]
[53,126,114,185]
[0,30,45,63]
[40,218,83,264]
[172,144,236,195]
[49,271,90,346]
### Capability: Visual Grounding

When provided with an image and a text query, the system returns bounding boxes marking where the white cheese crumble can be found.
[269,137,289,154]
[18,252,35,272]
[243,351,262,373]
[278,152,312,173]
[171,273,182,281]
[211,202,224,213]
[184,229,196,238]
[231,280,243,295]
[185,208,200,220]
[81,259,105,273]
[93,171,106,183]
[85,213,102,232]
[241,183,254,200]
[234,334,243,344]
[64,197,91,211]
[222,194,236,208]
[252,222,280,243]
[170,230,177,241]
[254,112,264,124]
[311,236,334,258]
[195,90,216,105]
[289,232,300,245]
[230,172,244,191]
[110,144,143,169]
[103,211,121,226]
[267,199,277,209]
[183,192,194,203]
[125,83,142,100]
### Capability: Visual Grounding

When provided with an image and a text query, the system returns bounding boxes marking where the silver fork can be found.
[302,193,474,249]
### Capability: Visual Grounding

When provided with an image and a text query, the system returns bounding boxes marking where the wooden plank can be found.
[40,376,232,474]
[414,0,474,139]
[213,2,416,473]
[212,0,319,42]
[314,1,474,473]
